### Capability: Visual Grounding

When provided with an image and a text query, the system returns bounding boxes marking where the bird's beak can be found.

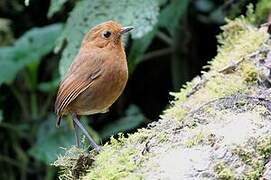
[120,26,134,34]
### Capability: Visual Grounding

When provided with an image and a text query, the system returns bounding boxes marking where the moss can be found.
[53,147,93,180]
[213,137,271,179]
[257,137,271,159]
[84,134,142,180]
[253,105,269,117]
[165,16,268,122]
[185,131,205,148]
[205,74,248,98]
[214,162,235,180]
[185,117,198,129]
[240,62,258,84]
[232,137,271,179]
[157,132,168,143]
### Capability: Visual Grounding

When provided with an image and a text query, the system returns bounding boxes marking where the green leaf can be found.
[29,114,100,164]
[255,0,271,23]
[99,105,145,140]
[47,0,69,18]
[0,24,63,85]
[128,27,157,73]
[127,0,189,72]
[29,114,74,164]
[194,0,215,13]
[0,110,3,123]
[57,0,159,78]
[158,0,189,35]
[38,78,60,93]
[209,9,225,24]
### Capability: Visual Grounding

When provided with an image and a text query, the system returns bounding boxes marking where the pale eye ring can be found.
[102,31,112,38]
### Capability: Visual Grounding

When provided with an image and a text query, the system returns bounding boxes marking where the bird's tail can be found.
[56,115,62,128]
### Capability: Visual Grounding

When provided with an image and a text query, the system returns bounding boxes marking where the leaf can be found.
[158,0,189,35]
[194,0,215,13]
[29,114,100,164]
[127,0,189,72]
[99,105,145,140]
[28,114,74,164]
[47,0,69,18]
[57,0,160,78]
[38,78,60,93]
[0,110,3,123]
[128,27,157,73]
[209,9,225,24]
[0,24,63,85]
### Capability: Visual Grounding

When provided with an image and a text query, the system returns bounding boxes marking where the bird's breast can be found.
[69,56,128,115]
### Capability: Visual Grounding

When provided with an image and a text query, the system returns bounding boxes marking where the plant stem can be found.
[31,93,38,120]
[142,47,173,62]
[157,31,173,45]
[40,92,54,117]
[10,86,29,119]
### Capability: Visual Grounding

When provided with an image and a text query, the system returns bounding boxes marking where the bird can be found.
[54,21,133,151]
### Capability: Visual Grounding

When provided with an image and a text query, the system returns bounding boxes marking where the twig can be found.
[156,31,173,45]
[0,155,23,168]
[185,77,208,98]
[218,51,259,74]
[9,86,29,119]
[142,48,173,62]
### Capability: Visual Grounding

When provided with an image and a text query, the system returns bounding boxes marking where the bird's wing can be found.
[55,52,104,125]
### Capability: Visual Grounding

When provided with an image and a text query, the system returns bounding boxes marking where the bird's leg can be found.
[73,119,80,148]
[71,113,101,152]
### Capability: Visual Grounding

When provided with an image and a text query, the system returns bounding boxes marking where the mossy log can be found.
[54,17,271,180]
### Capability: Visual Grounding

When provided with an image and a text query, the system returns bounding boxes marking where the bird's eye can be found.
[102,31,112,38]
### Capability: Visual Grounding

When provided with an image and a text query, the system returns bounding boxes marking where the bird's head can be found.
[82,20,133,49]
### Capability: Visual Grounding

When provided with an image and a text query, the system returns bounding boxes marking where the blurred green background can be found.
[0,0,270,179]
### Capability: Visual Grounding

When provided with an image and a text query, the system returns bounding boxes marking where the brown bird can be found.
[55,21,133,151]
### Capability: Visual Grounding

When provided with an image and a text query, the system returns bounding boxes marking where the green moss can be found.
[244,161,264,180]
[212,18,267,71]
[165,16,268,122]
[185,117,198,129]
[214,138,270,180]
[214,162,235,180]
[53,147,92,180]
[157,132,169,143]
[205,74,248,98]
[84,134,142,180]
[232,137,271,179]
[257,137,271,159]
[253,105,269,117]
[240,62,258,84]
[185,131,205,148]
[233,147,254,165]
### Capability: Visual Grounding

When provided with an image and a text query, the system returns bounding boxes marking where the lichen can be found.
[230,137,271,179]
[185,130,205,148]
[240,62,258,84]
[214,162,235,180]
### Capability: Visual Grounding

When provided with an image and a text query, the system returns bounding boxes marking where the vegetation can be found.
[0,0,271,179]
